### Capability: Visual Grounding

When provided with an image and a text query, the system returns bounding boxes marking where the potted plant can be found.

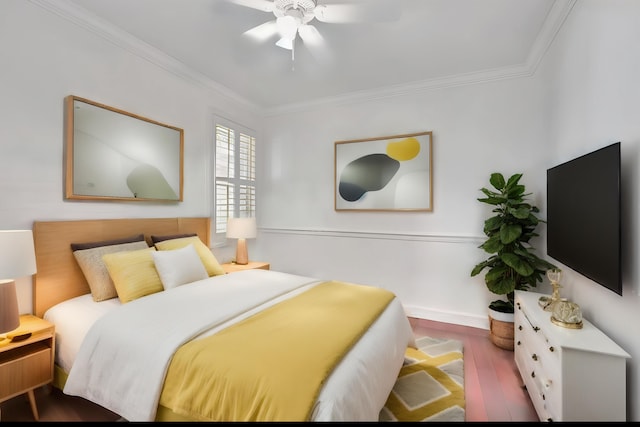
[471,172,556,350]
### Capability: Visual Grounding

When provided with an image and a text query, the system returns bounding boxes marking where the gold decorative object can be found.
[551,298,583,329]
[538,295,552,309]
[540,268,563,311]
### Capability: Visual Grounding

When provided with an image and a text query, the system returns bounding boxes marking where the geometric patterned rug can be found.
[379,336,465,422]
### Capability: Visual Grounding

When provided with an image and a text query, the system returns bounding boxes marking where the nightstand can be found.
[222,261,270,274]
[0,314,55,421]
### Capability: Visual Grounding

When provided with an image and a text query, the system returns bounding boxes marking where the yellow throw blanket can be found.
[159,280,395,421]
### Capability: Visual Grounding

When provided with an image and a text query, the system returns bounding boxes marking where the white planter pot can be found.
[488,308,514,323]
[488,307,515,351]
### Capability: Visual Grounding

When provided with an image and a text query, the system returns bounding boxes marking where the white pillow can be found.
[151,244,208,290]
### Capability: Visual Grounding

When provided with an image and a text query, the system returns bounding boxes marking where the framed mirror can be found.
[65,95,184,202]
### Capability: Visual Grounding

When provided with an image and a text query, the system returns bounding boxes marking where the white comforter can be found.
[61,270,414,422]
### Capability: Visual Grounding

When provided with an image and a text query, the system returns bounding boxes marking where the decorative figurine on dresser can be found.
[537,269,583,328]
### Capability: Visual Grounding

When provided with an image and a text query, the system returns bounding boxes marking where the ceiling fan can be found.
[226,0,397,63]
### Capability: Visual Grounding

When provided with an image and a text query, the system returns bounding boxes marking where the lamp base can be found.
[235,238,249,265]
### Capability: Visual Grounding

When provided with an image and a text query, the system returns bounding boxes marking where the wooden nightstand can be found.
[222,261,270,274]
[0,314,55,421]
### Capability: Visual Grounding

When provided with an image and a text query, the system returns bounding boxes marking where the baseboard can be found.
[404,305,489,330]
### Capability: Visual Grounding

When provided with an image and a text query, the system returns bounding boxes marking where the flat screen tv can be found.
[546,142,622,295]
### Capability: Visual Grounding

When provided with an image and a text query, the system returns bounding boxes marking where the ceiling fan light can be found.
[277,11,301,40]
[275,37,293,50]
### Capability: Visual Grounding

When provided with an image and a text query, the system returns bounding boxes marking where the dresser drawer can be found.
[516,318,559,371]
[0,342,52,400]
[515,304,558,362]
[516,336,560,421]
[515,344,553,421]
[515,298,561,421]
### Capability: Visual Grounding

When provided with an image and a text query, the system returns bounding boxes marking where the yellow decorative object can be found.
[386,137,420,161]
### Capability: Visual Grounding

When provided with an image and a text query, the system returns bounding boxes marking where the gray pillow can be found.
[73,240,150,301]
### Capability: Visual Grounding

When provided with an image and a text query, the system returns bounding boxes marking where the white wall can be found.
[254,76,554,328]
[0,0,258,311]
[537,0,640,421]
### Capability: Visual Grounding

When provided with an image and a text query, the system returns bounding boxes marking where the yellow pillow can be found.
[155,236,225,277]
[102,247,163,303]
[73,240,150,302]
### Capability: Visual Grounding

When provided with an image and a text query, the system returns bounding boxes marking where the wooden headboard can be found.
[32,217,211,318]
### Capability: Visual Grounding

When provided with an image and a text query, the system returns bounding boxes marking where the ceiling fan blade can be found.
[298,24,322,45]
[298,24,332,64]
[225,0,274,13]
[243,20,278,42]
[314,0,401,24]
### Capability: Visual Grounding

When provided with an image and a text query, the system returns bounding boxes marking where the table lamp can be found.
[0,230,37,345]
[226,218,257,265]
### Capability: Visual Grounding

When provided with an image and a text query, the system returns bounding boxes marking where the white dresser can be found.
[514,290,630,421]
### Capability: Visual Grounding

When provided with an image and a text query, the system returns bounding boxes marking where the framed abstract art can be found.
[334,131,433,211]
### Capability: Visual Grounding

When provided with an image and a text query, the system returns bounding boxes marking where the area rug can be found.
[379,336,465,422]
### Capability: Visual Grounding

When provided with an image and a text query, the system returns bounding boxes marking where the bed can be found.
[33,217,415,422]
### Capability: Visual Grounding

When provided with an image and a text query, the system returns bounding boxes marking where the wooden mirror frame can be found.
[64,95,184,202]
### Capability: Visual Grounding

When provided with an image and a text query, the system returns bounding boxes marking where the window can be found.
[213,119,256,243]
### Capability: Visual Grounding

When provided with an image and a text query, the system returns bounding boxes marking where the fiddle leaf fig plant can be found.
[471,172,556,313]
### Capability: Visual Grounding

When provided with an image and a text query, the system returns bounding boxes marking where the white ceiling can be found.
[56,0,569,111]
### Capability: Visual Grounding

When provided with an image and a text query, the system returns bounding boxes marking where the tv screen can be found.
[546,142,621,295]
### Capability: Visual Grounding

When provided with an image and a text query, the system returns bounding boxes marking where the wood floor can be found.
[410,317,538,422]
[0,317,538,422]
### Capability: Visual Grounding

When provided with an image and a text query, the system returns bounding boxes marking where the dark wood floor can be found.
[0,317,538,422]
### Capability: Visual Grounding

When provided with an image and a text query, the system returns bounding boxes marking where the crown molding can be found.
[265,0,577,116]
[30,0,576,118]
[525,0,577,72]
[29,0,262,115]
[264,63,534,117]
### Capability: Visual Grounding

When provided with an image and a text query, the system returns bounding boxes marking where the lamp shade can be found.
[0,230,36,335]
[226,218,257,239]
[226,218,257,266]
[0,230,37,281]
